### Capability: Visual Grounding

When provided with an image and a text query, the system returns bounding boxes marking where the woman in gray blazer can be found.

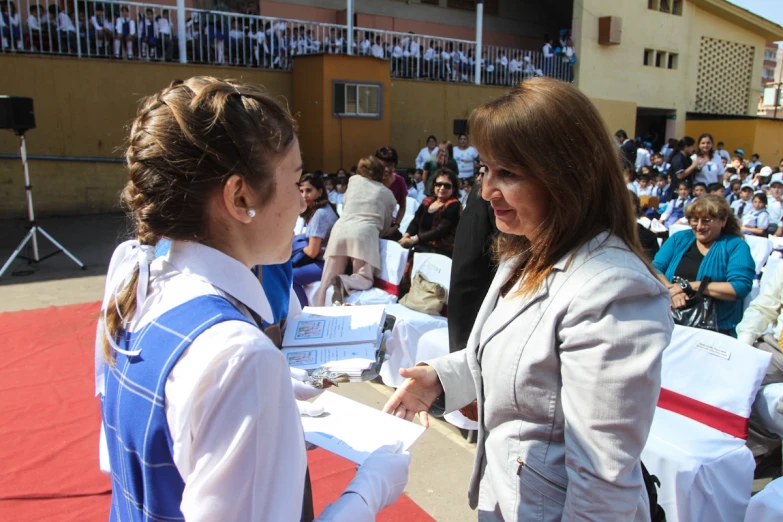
[384,78,674,522]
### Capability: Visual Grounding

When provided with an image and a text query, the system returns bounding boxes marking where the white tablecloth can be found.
[380,303,446,387]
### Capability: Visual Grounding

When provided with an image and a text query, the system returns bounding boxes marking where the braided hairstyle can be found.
[103,77,297,363]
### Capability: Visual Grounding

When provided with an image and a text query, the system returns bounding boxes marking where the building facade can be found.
[572,0,783,142]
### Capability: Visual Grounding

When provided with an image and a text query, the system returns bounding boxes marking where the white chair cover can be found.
[744,476,783,522]
[405,196,419,216]
[302,240,409,306]
[668,223,691,236]
[745,235,773,276]
[642,326,772,522]
[412,327,480,431]
[411,253,452,302]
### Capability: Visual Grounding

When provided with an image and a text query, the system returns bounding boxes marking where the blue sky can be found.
[727,0,783,28]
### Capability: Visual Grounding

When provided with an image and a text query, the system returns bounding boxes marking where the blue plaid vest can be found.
[101,295,253,522]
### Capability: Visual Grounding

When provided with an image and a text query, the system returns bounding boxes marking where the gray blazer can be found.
[428,233,673,521]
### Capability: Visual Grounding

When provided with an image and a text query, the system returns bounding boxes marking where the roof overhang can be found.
[689,0,783,42]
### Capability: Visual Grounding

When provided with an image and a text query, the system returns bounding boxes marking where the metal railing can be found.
[1,0,575,84]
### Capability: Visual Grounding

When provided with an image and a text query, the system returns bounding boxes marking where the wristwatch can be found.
[672,276,695,298]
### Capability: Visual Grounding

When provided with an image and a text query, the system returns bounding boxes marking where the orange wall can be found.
[684,118,783,167]
[292,54,391,173]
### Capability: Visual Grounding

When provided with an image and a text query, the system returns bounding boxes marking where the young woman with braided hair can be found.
[95,77,409,522]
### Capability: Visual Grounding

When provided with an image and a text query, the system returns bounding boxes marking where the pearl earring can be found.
[247,209,256,218]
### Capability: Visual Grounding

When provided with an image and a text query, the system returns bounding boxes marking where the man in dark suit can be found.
[615,129,637,170]
[448,167,498,354]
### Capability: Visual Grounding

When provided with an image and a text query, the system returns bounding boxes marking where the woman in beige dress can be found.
[314,156,397,305]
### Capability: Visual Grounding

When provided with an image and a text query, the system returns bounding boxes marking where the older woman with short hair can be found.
[384,78,673,522]
[314,156,397,306]
[653,194,755,336]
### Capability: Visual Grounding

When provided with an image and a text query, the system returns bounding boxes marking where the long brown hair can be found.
[102,77,297,363]
[299,172,337,223]
[685,194,743,238]
[469,77,651,296]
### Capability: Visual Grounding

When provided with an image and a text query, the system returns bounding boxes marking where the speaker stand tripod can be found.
[0,132,85,278]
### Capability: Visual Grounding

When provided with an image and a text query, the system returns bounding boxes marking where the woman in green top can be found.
[423,142,459,195]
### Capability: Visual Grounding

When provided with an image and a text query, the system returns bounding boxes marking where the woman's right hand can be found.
[382,365,443,428]
[672,292,688,309]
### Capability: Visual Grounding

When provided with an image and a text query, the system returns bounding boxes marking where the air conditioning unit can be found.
[598,16,622,46]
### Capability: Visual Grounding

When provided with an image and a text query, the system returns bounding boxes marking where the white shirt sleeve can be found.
[166,321,308,522]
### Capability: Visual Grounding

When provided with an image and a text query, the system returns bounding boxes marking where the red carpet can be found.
[0,301,434,521]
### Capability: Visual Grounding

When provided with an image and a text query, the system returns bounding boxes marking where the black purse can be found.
[671,276,718,331]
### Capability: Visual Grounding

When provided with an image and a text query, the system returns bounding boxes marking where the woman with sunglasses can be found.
[653,194,755,336]
[399,167,461,257]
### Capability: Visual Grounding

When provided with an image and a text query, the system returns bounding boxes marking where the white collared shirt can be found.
[28,14,40,31]
[157,17,172,35]
[58,11,76,32]
[95,240,370,521]
[115,16,135,36]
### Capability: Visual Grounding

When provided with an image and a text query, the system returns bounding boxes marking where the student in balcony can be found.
[55,5,78,53]
[495,50,509,84]
[423,41,437,78]
[509,52,523,84]
[371,34,384,59]
[542,34,555,76]
[140,8,158,60]
[89,4,113,56]
[157,9,174,61]
[26,4,44,51]
[0,2,22,51]
[114,5,135,59]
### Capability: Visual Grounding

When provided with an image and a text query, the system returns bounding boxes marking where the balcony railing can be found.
[1,0,575,85]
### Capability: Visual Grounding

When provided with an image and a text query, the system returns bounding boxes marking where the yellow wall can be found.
[0,54,293,218]
[684,118,783,167]
[574,0,769,137]
[292,54,391,173]
[390,80,508,168]
[587,98,638,139]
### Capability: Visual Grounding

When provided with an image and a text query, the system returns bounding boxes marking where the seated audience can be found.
[291,173,339,307]
[422,142,459,194]
[660,181,691,228]
[742,192,769,237]
[732,183,755,218]
[636,173,653,196]
[415,135,438,170]
[399,168,461,257]
[631,191,659,261]
[313,156,397,306]
[692,182,707,199]
[376,146,407,238]
[653,195,755,336]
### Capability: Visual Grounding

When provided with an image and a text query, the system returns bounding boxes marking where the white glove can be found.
[343,441,411,514]
[290,367,324,401]
[297,399,325,417]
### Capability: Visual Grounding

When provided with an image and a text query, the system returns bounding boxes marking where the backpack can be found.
[641,461,666,522]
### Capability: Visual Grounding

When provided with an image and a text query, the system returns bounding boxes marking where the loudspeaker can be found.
[453,119,468,136]
[0,96,36,132]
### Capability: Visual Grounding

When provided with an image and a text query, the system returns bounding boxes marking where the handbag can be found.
[399,271,447,315]
[671,276,718,331]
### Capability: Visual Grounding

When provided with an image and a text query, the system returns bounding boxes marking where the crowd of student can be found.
[2,1,574,84]
[620,131,783,241]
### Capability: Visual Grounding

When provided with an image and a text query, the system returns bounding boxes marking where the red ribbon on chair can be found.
[374,277,399,296]
[657,388,749,440]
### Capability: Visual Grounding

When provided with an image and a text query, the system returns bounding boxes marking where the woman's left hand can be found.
[399,237,413,248]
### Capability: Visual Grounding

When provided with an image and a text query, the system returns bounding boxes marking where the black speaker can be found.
[453,119,468,136]
[0,96,36,132]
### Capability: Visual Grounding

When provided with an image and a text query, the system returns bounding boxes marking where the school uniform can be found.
[635,148,652,170]
[651,185,669,203]
[732,198,753,219]
[371,43,384,59]
[157,17,174,60]
[660,196,691,228]
[691,152,725,185]
[743,209,770,236]
[56,11,77,52]
[140,19,158,59]
[637,185,654,196]
[96,240,377,522]
[114,16,136,58]
[748,161,762,172]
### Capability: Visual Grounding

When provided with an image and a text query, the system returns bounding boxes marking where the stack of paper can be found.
[301,391,425,464]
[282,305,386,378]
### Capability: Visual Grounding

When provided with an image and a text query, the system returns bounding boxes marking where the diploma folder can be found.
[282,305,387,382]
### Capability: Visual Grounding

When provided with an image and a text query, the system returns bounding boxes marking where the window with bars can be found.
[648,0,683,16]
[333,82,383,118]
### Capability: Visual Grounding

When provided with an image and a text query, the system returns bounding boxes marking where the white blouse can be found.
[96,240,372,521]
